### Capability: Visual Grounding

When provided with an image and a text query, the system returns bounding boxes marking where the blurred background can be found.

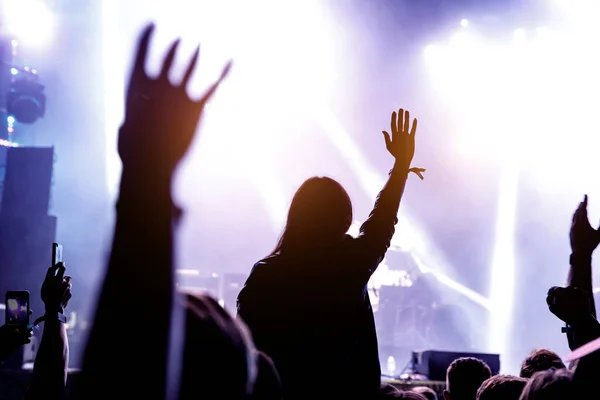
[2,0,600,374]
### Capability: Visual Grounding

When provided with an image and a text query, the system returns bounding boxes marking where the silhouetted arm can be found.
[566,195,600,349]
[354,161,409,272]
[352,108,423,280]
[74,24,229,400]
[568,253,596,318]
[25,319,68,400]
[26,262,72,400]
[75,166,176,400]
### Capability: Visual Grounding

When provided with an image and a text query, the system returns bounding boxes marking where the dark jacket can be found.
[237,165,407,399]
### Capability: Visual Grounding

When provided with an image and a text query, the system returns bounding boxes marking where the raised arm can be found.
[353,109,424,276]
[26,262,72,400]
[567,195,599,318]
[74,24,230,400]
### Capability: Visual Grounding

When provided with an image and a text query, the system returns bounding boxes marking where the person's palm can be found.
[119,24,231,174]
[570,195,600,256]
[382,109,425,179]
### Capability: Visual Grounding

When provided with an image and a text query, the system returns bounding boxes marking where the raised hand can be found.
[41,262,72,314]
[570,195,600,257]
[119,23,232,175]
[382,109,425,179]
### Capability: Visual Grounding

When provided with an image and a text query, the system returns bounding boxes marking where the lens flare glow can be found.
[2,0,54,47]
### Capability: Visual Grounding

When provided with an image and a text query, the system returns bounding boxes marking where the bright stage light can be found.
[424,19,600,371]
[461,19,469,28]
[513,28,526,42]
[535,27,547,37]
[423,44,438,58]
[3,0,54,47]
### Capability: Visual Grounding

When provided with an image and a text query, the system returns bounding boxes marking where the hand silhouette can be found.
[119,23,232,175]
[382,109,425,179]
[547,286,591,326]
[570,195,600,256]
[41,262,72,314]
[0,324,33,360]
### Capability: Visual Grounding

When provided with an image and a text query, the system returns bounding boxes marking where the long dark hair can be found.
[270,177,353,256]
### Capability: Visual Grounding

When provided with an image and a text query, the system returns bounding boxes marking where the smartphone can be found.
[5,291,30,325]
[52,242,63,266]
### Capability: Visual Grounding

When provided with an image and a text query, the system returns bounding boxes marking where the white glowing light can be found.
[424,18,600,372]
[10,68,18,75]
[536,27,547,37]
[3,0,54,47]
[423,44,437,58]
[513,28,526,42]
[461,19,469,28]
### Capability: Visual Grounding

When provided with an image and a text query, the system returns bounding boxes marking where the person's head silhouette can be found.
[272,177,352,256]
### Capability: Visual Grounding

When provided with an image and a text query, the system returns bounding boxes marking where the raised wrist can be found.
[45,307,64,315]
[570,252,593,265]
[391,161,410,176]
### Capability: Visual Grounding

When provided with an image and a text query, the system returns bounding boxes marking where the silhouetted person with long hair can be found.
[237,109,425,400]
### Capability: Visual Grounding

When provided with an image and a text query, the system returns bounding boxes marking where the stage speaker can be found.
[0,215,57,317]
[1,147,54,216]
[411,350,501,381]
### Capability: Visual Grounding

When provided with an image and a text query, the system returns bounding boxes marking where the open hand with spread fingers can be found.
[382,108,426,179]
[119,23,232,175]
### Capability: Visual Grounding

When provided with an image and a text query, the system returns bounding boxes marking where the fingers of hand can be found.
[397,109,404,134]
[411,118,418,137]
[382,131,392,149]
[133,23,155,80]
[45,260,63,280]
[219,60,232,81]
[197,61,232,106]
[62,274,73,298]
[403,110,410,134]
[56,263,66,281]
[391,111,397,136]
[160,39,181,80]
[181,45,200,88]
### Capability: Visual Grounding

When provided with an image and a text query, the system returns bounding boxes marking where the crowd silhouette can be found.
[0,22,600,400]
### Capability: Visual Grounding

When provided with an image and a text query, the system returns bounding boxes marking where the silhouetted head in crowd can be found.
[413,386,438,400]
[519,368,575,400]
[379,384,428,399]
[444,357,492,400]
[179,293,257,400]
[476,375,527,400]
[250,351,283,400]
[380,383,402,398]
[397,391,428,400]
[270,177,352,255]
[519,349,566,378]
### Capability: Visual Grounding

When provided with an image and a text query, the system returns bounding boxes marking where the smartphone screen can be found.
[52,242,63,266]
[5,291,30,325]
